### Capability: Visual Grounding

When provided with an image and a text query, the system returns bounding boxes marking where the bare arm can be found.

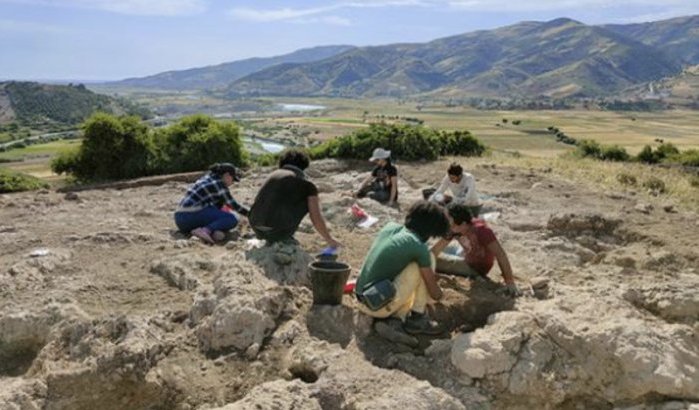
[431,237,452,257]
[357,174,373,193]
[419,267,443,300]
[388,176,398,204]
[487,240,514,285]
[308,196,340,248]
[430,175,449,201]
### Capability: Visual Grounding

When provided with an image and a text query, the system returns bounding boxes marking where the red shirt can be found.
[458,219,497,275]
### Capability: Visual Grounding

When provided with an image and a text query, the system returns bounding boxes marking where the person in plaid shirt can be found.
[174,163,249,244]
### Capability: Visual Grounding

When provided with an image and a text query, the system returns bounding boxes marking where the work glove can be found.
[497,283,522,298]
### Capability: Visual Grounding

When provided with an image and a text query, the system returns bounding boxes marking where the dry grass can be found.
[478,152,699,212]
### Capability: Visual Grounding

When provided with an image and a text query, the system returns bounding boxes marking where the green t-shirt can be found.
[356,222,432,292]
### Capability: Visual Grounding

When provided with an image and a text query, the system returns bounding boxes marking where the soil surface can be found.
[1,158,697,409]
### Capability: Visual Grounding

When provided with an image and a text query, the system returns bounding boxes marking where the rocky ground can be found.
[0,158,698,410]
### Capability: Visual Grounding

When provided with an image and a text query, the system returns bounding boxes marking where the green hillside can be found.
[108,45,355,91]
[224,18,683,99]
[0,81,150,127]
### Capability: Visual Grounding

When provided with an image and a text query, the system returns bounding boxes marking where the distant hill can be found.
[225,18,684,99]
[108,45,355,91]
[0,81,150,126]
[604,15,699,65]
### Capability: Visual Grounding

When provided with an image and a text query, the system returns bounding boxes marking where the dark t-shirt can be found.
[371,163,398,193]
[249,166,319,232]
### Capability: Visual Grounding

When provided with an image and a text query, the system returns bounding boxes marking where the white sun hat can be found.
[369,147,391,161]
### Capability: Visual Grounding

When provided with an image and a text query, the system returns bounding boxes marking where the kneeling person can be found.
[355,201,449,335]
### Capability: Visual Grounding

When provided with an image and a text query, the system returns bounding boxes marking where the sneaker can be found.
[403,312,444,335]
[211,230,226,242]
[191,227,214,244]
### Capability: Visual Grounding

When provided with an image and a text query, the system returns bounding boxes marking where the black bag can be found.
[359,279,396,311]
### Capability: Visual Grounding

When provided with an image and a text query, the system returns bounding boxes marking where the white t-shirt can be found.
[429,173,479,206]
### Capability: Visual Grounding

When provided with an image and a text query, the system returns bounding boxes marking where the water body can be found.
[278,103,326,112]
[243,137,286,154]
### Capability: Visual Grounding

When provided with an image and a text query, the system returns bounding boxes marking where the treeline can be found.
[575,140,699,167]
[309,123,485,161]
[52,113,246,182]
[4,82,150,126]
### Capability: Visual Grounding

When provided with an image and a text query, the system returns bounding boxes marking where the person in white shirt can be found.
[425,163,481,216]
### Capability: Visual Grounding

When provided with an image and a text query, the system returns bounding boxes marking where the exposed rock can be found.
[635,203,654,214]
[212,379,322,410]
[451,291,699,407]
[150,255,217,291]
[623,275,699,324]
[245,241,313,286]
[547,213,621,237]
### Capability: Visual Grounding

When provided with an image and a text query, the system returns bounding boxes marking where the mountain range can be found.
[108,15,699,100]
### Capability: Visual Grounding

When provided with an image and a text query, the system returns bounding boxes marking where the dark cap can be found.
[209,162,240,181]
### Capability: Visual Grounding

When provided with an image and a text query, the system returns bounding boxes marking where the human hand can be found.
[327,238,342,249]
[497,283,522,298]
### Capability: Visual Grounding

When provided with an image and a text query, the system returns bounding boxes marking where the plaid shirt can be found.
[178,173,243,212]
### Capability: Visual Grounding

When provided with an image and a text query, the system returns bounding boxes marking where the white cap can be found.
[369,147,391,161]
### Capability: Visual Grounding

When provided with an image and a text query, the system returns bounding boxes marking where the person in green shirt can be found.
[355,200,450,335]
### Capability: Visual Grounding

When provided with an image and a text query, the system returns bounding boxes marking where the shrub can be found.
[152,115,247,174]
[575,139,602,159]
[51,113,154,181]
[599,145,630,162]
[642,177,666,194]
[310,123,485,161]
[637,144,659,164]
[0,168,49,193]
[52,113,248,182]
[616,173,637,186]
[669,149,699,167]
[253,153,279,167]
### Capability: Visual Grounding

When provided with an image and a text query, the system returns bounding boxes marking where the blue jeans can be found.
[174,207,238,233]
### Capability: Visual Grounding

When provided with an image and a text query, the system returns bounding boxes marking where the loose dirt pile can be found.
[1,158,697,409]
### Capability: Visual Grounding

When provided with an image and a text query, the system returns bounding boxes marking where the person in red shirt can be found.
[433,203,521,297]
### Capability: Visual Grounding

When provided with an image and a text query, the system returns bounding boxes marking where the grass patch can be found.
[486,153,699,211]
[0,139,82,161]
[0,167,49,193]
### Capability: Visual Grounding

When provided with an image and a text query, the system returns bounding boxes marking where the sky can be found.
[1,0,699,82]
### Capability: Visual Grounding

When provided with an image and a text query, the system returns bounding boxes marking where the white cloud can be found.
[444,0,698,13]
[0,18,67,33]
[228,1,430,24]
[0,0,207,16]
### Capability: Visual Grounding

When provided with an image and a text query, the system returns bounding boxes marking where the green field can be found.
[2,98,699,183]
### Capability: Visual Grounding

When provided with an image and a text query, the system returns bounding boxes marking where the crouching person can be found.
[174,163,249,244]
[354,200,450,335]
[433,203,520,297]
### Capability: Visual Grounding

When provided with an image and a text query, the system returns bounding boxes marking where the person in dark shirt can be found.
[249,149,340,248]
[355,147,398,206]
[175,163,249,244]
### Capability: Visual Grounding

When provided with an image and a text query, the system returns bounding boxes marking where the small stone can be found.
[64,192,79,201]
[634,203,653,214]
[374,319,419,347]
[662,204,676,213]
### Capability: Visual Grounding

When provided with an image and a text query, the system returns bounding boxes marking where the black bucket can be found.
[309,261,351,305]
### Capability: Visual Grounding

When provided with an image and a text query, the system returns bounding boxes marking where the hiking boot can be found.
[191,227,214,244]
[374,318,419,347]
[211,230,226,242]
[403,312,444,335]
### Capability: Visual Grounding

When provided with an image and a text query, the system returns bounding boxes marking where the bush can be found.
[310,123,485,161]
[669,149,699,167]
[52,113,248,182]
[0,168,49,193]
[152,115,247,174]
[642,177,666,194]
[253,153,279,167]
[575,139,602,159]
[637,144,659,164]
[616,173,637,186]
[51,113,154,181]
[637,143,680,164]
[599,145,630,162]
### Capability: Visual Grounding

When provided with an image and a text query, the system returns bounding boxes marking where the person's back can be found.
[249,166,317,241]
[356,222,431,292]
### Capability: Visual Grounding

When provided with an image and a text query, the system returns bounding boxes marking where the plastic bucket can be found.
[309,261,351,305]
